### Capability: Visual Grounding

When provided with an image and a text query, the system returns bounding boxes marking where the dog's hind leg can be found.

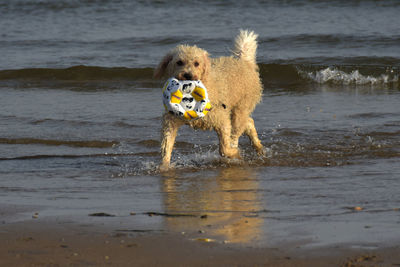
[160,113,184,171]
[244,117,265,156]
[231,107,265,156]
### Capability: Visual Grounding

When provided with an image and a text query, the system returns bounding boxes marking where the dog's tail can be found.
[232,29,258,64]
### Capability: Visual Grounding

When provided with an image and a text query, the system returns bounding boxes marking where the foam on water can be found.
[305,67,399,85]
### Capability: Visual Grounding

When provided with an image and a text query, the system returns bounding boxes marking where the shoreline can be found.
[1,218,399,267]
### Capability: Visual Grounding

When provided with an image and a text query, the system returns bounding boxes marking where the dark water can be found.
[1,0,400,248]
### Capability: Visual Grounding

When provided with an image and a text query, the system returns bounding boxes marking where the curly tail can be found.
[232,29,258,64]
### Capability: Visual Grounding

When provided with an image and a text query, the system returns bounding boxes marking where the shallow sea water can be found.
[1,0,400,248]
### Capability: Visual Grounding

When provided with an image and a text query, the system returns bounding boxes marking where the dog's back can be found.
[208,30,262,112]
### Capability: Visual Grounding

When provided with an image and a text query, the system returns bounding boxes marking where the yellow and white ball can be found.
[162,78,211,121]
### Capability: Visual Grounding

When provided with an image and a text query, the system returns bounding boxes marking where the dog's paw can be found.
[256,146,269,157]
[159,162,170,172]
[221,148,242,160]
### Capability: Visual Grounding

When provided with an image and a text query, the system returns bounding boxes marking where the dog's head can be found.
[154,45,210,82]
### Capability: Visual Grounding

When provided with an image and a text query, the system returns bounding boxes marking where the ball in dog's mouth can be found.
[162,78,211,121]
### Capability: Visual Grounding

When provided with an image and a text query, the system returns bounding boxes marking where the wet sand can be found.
[1,217,399,267]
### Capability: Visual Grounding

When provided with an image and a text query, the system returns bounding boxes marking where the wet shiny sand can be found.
[1,216,400,267]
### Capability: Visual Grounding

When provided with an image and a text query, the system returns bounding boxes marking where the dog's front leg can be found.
[160,113,183,171]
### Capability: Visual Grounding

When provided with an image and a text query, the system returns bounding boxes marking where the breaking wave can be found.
[259,61,399,88]
[0,60,399,89]
[303,67,399,85]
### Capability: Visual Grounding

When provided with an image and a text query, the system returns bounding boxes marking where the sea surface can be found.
[1,0,399,248]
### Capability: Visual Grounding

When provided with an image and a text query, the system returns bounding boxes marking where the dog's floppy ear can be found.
[154,53,173,79]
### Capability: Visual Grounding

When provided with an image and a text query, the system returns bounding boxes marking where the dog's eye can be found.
[194,61,199,67]
[176,60,184,66]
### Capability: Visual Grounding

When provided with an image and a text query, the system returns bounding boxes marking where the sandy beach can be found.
[1,213,399,267]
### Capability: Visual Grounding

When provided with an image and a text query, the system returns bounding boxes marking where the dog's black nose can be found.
[183,73,193,80]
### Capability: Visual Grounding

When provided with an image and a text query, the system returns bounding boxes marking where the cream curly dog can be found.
[154,30,264,171]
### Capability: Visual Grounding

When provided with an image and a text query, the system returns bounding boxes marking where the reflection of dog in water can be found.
[154,30,265,171]
[162,167,262,243]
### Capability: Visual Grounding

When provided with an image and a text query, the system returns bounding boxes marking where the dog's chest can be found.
[187,117,212,130]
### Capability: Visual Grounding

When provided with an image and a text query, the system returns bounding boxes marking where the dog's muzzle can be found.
[178,72,194,80]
